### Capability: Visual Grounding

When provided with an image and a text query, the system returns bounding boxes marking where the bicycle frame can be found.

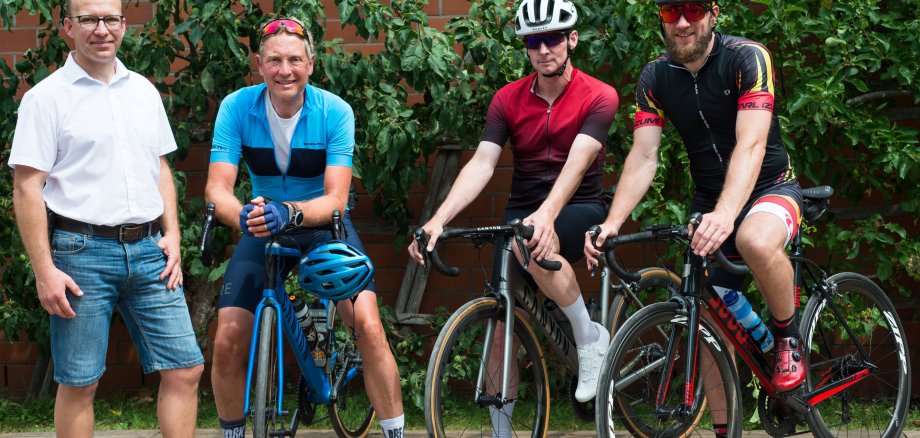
[477,234,581,404]
[243,242,333,416]
[646,222,880,419]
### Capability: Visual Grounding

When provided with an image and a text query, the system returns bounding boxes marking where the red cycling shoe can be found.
[773,336,805,392]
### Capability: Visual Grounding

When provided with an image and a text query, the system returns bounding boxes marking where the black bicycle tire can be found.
[596,301,743,438]
[801,272,911,438]
[326,304,376,438]
[252,306,278,438]
[425,297,550,438]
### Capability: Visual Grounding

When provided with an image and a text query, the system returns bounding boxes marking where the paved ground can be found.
[6,431,919,437]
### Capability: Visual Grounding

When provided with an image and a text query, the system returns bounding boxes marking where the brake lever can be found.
[413,228,430,275]
[510,221,531,271]
[587,225,602,277]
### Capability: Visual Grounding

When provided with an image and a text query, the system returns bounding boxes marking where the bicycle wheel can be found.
[569,267,684,424]
[327,305,375,438]
[801,272,910,438]
[426,297,549,438]
[252,306,281,438]
[596,302,743,438]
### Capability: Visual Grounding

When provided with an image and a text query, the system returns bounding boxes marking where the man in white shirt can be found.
[9,0,203,436]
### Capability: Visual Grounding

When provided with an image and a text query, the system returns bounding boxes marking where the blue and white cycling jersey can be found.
[210,83,355,202]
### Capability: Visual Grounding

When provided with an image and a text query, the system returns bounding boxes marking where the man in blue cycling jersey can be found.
[585,1,805,437]
[409,0,618,434]
[205,17,404,438]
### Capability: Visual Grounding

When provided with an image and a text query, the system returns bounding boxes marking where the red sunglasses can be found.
[261,18,306,39]
[659,3,714,24]
[523,32,568,50]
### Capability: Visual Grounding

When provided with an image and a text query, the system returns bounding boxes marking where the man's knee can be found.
[161,364,204,390]
[736,227,785,261]
[353,315,388,351]
[58,381,99,401]
[212,323,251,369]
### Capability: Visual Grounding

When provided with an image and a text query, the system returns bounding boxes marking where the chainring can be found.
[757,390,800,436]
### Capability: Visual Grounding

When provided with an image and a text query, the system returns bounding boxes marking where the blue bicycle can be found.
[201,205,376,438]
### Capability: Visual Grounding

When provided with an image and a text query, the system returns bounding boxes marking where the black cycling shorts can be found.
[491,202,606,286]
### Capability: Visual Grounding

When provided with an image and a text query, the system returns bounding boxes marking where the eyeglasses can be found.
[523,32,569,50]
[71,15,124,31]
[658,3,713,24]
[261,18,307,39]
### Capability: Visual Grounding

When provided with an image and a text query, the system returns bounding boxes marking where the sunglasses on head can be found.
[523,31,569,50]
[659,3,714,24]
[261,18,307,39]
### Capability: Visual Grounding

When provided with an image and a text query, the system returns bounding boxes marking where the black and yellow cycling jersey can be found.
[634,33,795,200]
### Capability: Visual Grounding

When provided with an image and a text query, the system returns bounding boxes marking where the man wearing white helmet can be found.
[409,0,618,434]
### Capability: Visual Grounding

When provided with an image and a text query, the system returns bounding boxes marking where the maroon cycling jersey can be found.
[482,68,619,210]
[634,33,795,199]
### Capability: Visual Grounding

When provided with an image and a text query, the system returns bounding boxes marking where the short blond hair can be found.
[64,0,128,17]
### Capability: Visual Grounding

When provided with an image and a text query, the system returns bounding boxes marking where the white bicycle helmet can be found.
[514,0,578,36]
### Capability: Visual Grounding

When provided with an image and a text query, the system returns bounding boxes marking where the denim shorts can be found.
[50,230,204,386]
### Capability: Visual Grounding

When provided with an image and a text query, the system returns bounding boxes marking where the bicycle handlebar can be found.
[589,213,749,282]
[414,219,563,277]
[198,201,347,264]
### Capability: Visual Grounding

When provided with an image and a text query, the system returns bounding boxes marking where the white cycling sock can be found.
[561,295,599,345]
[489,401,516,438]
[379,414,405,438]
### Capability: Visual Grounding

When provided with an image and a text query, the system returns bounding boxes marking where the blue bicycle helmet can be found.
[298,241,374,301]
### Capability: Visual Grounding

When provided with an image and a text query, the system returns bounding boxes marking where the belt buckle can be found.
[118,224,143,243]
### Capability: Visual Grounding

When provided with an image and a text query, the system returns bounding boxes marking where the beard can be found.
[665,26,714,65]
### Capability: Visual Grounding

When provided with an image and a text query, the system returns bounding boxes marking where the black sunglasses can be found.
[523,31,569,50]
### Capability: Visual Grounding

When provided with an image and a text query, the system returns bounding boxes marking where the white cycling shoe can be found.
[574,321,609,402]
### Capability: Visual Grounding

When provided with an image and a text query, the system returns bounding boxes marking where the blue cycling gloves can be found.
[261,202,291,236]
[239,201,291,236]
[239,203,258,237]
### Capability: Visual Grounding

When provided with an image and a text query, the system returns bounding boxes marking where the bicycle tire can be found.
[801,272,911,438]
[425,297,550,438]
[252,306,280,438]
[596,302,743,438]
[570,267,688,424]
[327,304,376,438]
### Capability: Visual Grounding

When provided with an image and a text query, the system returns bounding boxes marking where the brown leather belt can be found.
[54,215,161,243]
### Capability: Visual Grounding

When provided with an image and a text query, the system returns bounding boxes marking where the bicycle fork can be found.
[244,289,332,417]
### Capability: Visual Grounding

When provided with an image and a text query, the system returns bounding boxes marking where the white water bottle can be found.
[714,286,774,352]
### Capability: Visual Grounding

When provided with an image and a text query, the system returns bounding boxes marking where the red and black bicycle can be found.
[593,186,910,438]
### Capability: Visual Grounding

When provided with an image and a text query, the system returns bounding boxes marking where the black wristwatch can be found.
[283,202,304,228]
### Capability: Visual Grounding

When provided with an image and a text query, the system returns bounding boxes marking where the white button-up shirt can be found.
[9,53,177,226]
